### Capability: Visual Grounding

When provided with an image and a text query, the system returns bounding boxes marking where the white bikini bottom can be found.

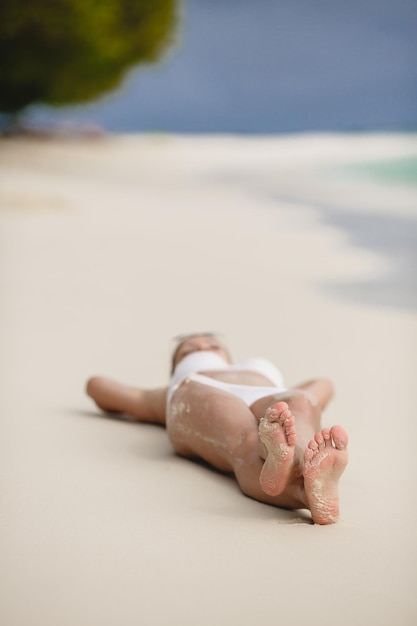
[173,373,287,407]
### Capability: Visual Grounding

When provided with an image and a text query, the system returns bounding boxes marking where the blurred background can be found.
[1,0,416,135]
[1,0,416,313]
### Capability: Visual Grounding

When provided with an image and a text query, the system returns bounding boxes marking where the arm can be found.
[86,377,167,425]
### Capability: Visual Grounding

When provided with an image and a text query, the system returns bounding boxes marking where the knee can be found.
[319,377,335,406]
[316,377,335,398]
[231,426,260,464]
[286,390,317,414]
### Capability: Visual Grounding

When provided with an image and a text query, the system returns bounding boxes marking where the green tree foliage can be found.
[0,0,178,114]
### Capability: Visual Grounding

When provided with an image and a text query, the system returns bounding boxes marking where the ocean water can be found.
[26,0,417,134]
[211,145,417,313]
[312,156,417,312]
[343,157,417,187]
[320,207,417,312]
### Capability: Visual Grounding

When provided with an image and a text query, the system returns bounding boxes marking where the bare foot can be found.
[258,402,297,496]
[303,426,348,524]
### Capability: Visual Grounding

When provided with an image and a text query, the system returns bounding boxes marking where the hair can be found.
[170,332,224,374]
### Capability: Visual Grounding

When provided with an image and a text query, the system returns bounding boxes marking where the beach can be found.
[1,133,417,625]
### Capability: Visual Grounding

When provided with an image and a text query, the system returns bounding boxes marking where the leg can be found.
[167,381,307,510]
[86,377,167,424]
[294,377,334,411]
[166,379,257,472]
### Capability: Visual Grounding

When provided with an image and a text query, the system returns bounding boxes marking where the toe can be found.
[322,428,332,446]
[286,427,297,446]
[331,425,349,450]
[265,407,278,420]
[304,447,314,463]
[315,432,325,448]
[265,402,290,423]
[274,401,289,415]
[278,409,292,427]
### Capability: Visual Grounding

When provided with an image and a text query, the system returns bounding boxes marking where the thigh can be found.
[166,380,259,472]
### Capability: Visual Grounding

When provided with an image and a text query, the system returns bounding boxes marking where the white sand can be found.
[1,133,417,626]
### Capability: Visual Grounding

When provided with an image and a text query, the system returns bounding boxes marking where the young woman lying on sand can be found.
[86,333,349,524]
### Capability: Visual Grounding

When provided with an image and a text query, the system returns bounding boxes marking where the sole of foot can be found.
[303,425,349,524]
[258,401,297,496]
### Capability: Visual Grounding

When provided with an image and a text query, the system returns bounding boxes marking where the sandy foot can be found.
[303,426,349,524]
[258,401,297,496]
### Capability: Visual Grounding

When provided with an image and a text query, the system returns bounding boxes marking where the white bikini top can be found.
[170,351,285,389]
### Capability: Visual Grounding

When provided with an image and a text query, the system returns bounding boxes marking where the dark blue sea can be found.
[27,0,417,134]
